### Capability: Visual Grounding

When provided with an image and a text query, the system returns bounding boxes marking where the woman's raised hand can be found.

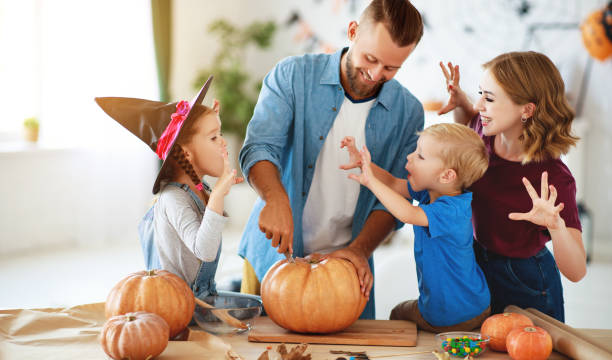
[509,172,565,230]
[438,61,466,115]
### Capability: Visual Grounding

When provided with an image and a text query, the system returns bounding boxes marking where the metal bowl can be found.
[193,292,262,335]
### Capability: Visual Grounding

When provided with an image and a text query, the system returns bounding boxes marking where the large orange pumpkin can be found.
[100,311,169,360]
[105,270,195,338]
[506,326,553,360]
[261,256,367,334]
[480,312,534,352]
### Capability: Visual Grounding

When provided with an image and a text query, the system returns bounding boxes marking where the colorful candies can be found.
[441,335,487,358]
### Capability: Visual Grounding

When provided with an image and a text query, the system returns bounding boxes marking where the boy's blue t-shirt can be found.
[408,184,490,327]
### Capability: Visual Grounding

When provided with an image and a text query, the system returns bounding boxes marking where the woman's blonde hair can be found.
[421,123,489,190]
[158,104,216,203]
[483,51,579,163]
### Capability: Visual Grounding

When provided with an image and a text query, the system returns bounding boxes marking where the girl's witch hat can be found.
[95,76,213,194]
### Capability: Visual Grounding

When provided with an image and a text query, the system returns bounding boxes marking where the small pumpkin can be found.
[261,256,367,334]
[100,311,169,360]
[480,312,534,352]
[105,270,195,338]
[506,326,553,360]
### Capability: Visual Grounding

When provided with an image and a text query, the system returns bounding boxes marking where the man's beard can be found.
[345,49,385,98]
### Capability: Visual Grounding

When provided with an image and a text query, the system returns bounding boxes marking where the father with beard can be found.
[238,0,424,319]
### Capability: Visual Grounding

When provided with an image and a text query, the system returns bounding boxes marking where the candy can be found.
[440,335,487,358]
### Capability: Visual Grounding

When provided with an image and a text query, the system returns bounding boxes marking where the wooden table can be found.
[220,325,612,359]
[1,303,610,359]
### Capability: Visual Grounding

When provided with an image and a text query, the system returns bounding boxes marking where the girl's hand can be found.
[509,172,565,230]
[438,61,468,115]
[339,136,362,170]
[212,149,243,197]
[347,145,375,188]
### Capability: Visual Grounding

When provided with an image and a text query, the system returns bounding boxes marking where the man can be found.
[238,0,424,319]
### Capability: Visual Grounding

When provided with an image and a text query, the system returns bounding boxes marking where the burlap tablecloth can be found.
[0,302,238,359]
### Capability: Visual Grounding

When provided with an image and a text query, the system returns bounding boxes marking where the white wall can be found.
[0,0,161,255]
[0,143,158,255]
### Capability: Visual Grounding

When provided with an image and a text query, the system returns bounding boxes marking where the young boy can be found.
[341,123,490,332]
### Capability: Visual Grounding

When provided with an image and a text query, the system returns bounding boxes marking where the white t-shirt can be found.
[302,95,375,254]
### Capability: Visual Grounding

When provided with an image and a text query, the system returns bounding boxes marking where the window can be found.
[0,0,158,147]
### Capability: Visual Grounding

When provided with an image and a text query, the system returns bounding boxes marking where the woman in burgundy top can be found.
[437,51,586,322]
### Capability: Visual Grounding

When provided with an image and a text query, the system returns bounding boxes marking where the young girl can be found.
[438,51,587,322]
[96,77,243,299]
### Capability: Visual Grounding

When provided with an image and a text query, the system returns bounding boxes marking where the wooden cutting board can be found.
[248,316,417,346]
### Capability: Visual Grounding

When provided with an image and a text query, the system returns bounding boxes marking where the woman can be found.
[438,51,586,322]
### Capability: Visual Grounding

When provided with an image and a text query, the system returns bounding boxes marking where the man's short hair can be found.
[360,0,424,47]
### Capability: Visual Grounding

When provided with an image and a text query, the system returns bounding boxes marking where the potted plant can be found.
[23,116,39,142]
[193,19,276,140]
[193,19,276,176]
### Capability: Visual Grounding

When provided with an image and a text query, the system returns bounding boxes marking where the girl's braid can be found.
[170,144,209,205]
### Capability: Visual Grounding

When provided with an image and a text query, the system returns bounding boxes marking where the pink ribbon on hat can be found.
[155,100,191,160]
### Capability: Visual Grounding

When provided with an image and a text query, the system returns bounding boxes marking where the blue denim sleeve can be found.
[372,100,424,228]
[239,58,296,182]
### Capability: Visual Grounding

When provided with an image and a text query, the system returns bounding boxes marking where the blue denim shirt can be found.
[238,48,424,282]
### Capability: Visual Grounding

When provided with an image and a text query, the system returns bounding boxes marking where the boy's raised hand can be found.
[339,136,362,170]
[347,145,375,188]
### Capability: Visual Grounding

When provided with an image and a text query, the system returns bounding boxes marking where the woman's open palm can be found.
[508,172,565,229]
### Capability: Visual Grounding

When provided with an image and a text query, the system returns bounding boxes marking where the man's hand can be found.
[248,161,295,255]
[325,247,372,298]
[259,196,294,254]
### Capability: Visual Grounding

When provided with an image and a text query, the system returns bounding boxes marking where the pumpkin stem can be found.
[126,315,136,322]
[146,270,156,276]
[525,327,537,332]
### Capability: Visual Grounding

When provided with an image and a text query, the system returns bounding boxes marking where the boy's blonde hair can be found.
[483,51,578,164]
[421,123,488,190]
